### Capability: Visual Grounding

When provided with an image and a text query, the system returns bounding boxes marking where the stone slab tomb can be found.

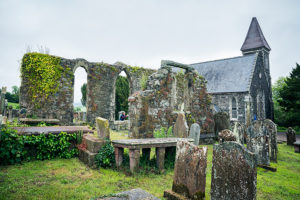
[286,127,296,146]
[164,141,207,200]
[264,119,278,162]
[246,120,270,166]
[189,123,200,146]
[173,112,189,138]
[98,188,159,200]
[78,134,106,167]
[211,142,257,200]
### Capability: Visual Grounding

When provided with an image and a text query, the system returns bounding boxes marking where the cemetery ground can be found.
[0,131,299,200]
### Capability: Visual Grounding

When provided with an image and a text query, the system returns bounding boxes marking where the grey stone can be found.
[97,188,159,200]
[264,119,278,162]
[211,142,257,200]
[164,141,207,200]
[218,129,237,143]
[246,120,270,166]
[214,112,230,137]
[286,127,296,146]
[173,112,189,138]
[189,123,200,145]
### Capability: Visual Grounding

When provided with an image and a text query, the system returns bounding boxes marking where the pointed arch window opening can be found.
[231,97,238,119]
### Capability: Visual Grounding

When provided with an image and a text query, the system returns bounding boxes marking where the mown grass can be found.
[0,132,299,200]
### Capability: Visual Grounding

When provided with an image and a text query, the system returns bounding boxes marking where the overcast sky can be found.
[0,0,299,104]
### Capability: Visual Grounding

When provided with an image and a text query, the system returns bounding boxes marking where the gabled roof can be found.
[241,17,271,52]
[190,53,258,93]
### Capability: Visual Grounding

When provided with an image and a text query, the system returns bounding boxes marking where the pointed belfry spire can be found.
[241,17,271,53]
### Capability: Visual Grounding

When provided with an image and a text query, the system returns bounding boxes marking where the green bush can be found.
[0,128,80,165]
[95,141,115,168]
[153,127,173,138]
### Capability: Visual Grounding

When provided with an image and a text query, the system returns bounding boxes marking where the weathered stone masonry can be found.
[20,53,155,125]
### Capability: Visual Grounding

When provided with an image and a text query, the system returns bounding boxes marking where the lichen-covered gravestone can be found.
[218,129,236,144]
[211,142,257,200]
[264,119,278,162]
[189,123,201,145]
[173,112,189,138]
[164,141,207,200]
[96,117,110,140]
[246,120,270,166]
[286,127,296,146]
[231,121,246,144]
[214,112,230,137]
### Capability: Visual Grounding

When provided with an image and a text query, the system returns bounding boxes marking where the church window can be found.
[232,97,237,119]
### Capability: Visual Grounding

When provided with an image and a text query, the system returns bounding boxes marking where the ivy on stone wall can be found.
[21,53,71,108]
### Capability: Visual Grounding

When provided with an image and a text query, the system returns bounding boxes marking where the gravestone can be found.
[218,129,236,144]
[189,123,200,145]
[231,121,246,144]
[96,117,110,140]
[173,112,189,138]
[246,120,270,166]
[214,112,230,137]
[164,141,207,200]
[264,119,278,162]
[8,106,13,122]
[211,142,257,200]
[0,87,6,115]
[98,188,159,200]
[286,127,296,146]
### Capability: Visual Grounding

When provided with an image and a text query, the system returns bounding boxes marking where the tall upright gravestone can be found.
[246,120,270,166]
[264,119,278,162]
[173,112,189,138]
[189,123,201,146]
[286,127,296,146]
[211,142,257,200]
[164,141,207,200]
[214,112,230,137]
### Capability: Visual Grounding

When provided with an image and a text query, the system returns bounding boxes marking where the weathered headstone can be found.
[294,141,300,153]
[286,127,296,146]
[96,117,110,140]
[173,112,189,138]
[214,112,230,137]
[8,106,13,122]
[218,129,236,143]
[164,141,207,200]
[264,119,278,162]
[0,87,6,115]
[189,123,201,145]
[246,120,270,166]
[231,121,246,144]
[211,142,257,200]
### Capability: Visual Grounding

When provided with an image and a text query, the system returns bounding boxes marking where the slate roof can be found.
[241,17,271,52]
[190,53,257,93]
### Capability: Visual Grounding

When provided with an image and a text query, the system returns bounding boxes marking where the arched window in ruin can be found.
[73,66,87,124]
[115,71,130,120]
[231,97,237,119]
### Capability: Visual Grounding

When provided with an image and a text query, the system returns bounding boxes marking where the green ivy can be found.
[0,128,79,165]
[21,53,71,108]
[95,140,115,168]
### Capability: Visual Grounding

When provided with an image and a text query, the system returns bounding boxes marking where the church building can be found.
[190,17,273,123]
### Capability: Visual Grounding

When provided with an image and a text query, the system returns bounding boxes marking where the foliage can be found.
[0,144,299,200]
[153,127,173,138]
[115,75,129,119]
[0,128,79,165]
[0,86,20,103]
[81,83,87,106]
[273,64,300,127]
[21,53,72,108]
[7,102,19,109]
[140,73,149,90]
[95,141,115,168]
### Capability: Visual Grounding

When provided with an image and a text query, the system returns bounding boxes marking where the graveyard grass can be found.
[0,132,299,200]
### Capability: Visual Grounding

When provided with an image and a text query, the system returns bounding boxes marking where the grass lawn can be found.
[0,131,299,200]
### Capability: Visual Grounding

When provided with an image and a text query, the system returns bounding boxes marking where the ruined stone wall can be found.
[128,61,213,138]
[20,53,155,125]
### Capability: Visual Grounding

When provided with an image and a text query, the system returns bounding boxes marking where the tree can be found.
[278,63,300,126]
[81,83,87,106]
[272,77,288,126]
[115,76,129,119]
